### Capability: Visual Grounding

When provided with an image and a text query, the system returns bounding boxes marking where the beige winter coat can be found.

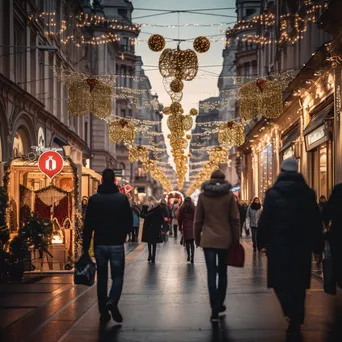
[194,179,240,249]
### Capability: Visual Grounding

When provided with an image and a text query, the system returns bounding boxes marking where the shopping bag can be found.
[226,242,245,267]
[323,241,336,295]
[74,253,96,286]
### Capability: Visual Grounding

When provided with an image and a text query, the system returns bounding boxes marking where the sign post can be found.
[38,151,64,180]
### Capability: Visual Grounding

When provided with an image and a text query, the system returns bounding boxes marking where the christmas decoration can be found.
[108,119,136,144]
[193,36,210,53]
[148,34,166,52]
[190,108,198,116]
[218,121,245,147]
[170,79,184,93]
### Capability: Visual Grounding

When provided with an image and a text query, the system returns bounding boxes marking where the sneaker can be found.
[100,311,111,323]
[210,311,219,322]
[107,301,123,323]
[219,305,226,313]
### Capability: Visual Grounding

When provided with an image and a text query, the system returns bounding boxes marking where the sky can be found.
[131,0,237,170]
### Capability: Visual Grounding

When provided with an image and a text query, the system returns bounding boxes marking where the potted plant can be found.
[8,235,30,280]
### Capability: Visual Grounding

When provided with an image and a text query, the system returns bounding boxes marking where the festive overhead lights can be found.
[189,108,198,116]
[170,79,184,93]
[193,36,210,53]
[108,119,136,144]
[218,121,245,147]
[162,106,171,115]
[148,34,166,52]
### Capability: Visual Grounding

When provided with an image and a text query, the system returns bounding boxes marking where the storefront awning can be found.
[303,100,334,136]
[280,123,300,153]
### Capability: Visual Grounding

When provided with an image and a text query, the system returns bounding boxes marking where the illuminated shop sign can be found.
[307,125,325,146]
[283,147,294,160]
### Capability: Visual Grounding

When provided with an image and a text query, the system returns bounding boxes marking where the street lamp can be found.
[0,45,58,58]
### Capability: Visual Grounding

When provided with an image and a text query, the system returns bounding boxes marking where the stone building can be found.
[236,0,341,201]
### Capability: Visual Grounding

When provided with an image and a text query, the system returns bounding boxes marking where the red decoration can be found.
[256,79,266,92]
[86,78,98,92]
[38,151,64,180]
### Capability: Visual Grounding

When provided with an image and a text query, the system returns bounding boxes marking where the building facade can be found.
[237,0,341,201]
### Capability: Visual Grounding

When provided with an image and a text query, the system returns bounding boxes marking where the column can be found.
[334,67,342,184]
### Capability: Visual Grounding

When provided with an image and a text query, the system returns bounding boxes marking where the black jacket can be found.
[141,205,164,244]
[83,183,133,251]
[258,172,324,290]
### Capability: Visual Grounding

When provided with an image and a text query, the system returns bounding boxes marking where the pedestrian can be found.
[131,203,140,242]
[81,197,88,220]
[237,200,248,237]
[323,184,342,289]
[171,200,180,238]
[160,199,170,241]
[178,197,195,263]
[318,195,327,215]
[83,168,133,324]
[246,197,262,251]
[258,157,324,337]
[194,170,240,322]
[141,197,164,263]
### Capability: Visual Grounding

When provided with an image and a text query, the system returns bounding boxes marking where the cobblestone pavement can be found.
[1,236,341,342]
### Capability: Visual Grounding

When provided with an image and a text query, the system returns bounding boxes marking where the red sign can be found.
[38,151,64,180]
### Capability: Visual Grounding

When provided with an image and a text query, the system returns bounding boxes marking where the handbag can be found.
[74,253,96,286]
[323,240,336,295]
[226,241,245,267]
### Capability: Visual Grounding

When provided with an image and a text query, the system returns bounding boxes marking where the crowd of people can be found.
[82,158,342,339]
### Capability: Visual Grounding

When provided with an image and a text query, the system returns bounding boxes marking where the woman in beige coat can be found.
[194,170,240,322]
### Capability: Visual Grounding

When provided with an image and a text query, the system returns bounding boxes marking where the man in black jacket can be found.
[83,169,133,324]
[258,157,324,337]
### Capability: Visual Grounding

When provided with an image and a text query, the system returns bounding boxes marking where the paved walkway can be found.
[1,236,342,342]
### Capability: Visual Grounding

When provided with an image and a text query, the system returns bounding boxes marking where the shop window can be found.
[13,130,27,157]
[319,144,327,197]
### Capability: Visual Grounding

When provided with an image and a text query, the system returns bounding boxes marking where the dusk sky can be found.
[132,0,237,168]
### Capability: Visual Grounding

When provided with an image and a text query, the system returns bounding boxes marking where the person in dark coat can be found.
[237,200,247,237]
[178,197,195,263]
[318,195,327,215]
[83,169,133,324]
[141,198,164,263]
[258,157,324,336]
[323,184,342,289]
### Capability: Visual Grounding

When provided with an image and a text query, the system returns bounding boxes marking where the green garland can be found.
[34,184,71,195]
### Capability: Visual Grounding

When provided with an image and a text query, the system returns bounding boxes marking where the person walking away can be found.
[160,199,170,241]
[237,200,247,237]
[141,197,164,263]
[258,157,324,337]
[246,197,262,252]
[323,184,342,289]
[171,200,180,238]
[178,197,196,263]
[131,203,140,242]
[318,195,327,215]
[83,169,133,324]
[194,170,240,322]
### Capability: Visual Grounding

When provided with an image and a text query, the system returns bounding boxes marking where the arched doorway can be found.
[13,126,31,157]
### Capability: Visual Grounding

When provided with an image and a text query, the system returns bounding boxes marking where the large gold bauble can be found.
[159,48,198,81]
[148,34,165,52]
[167,114,182,131]
[170,79,184,93]
[193,36,210,53]
[218,121,245,147]
[109,119,135,144]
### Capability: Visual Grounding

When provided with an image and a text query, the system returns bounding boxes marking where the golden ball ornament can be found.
[193,36,210,53]
[186,134,192,140]
[182,115,193,131]
[189,108,198,116]
[170,79,184,93]
[163,106,171,115]
[148,34,166,52]
[170,102,182,113]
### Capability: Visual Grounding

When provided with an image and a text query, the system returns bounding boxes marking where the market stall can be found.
[2,157,82,271]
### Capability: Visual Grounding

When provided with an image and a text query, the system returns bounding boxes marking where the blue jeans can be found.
[203,248,228,311]
[94,245,125,313]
